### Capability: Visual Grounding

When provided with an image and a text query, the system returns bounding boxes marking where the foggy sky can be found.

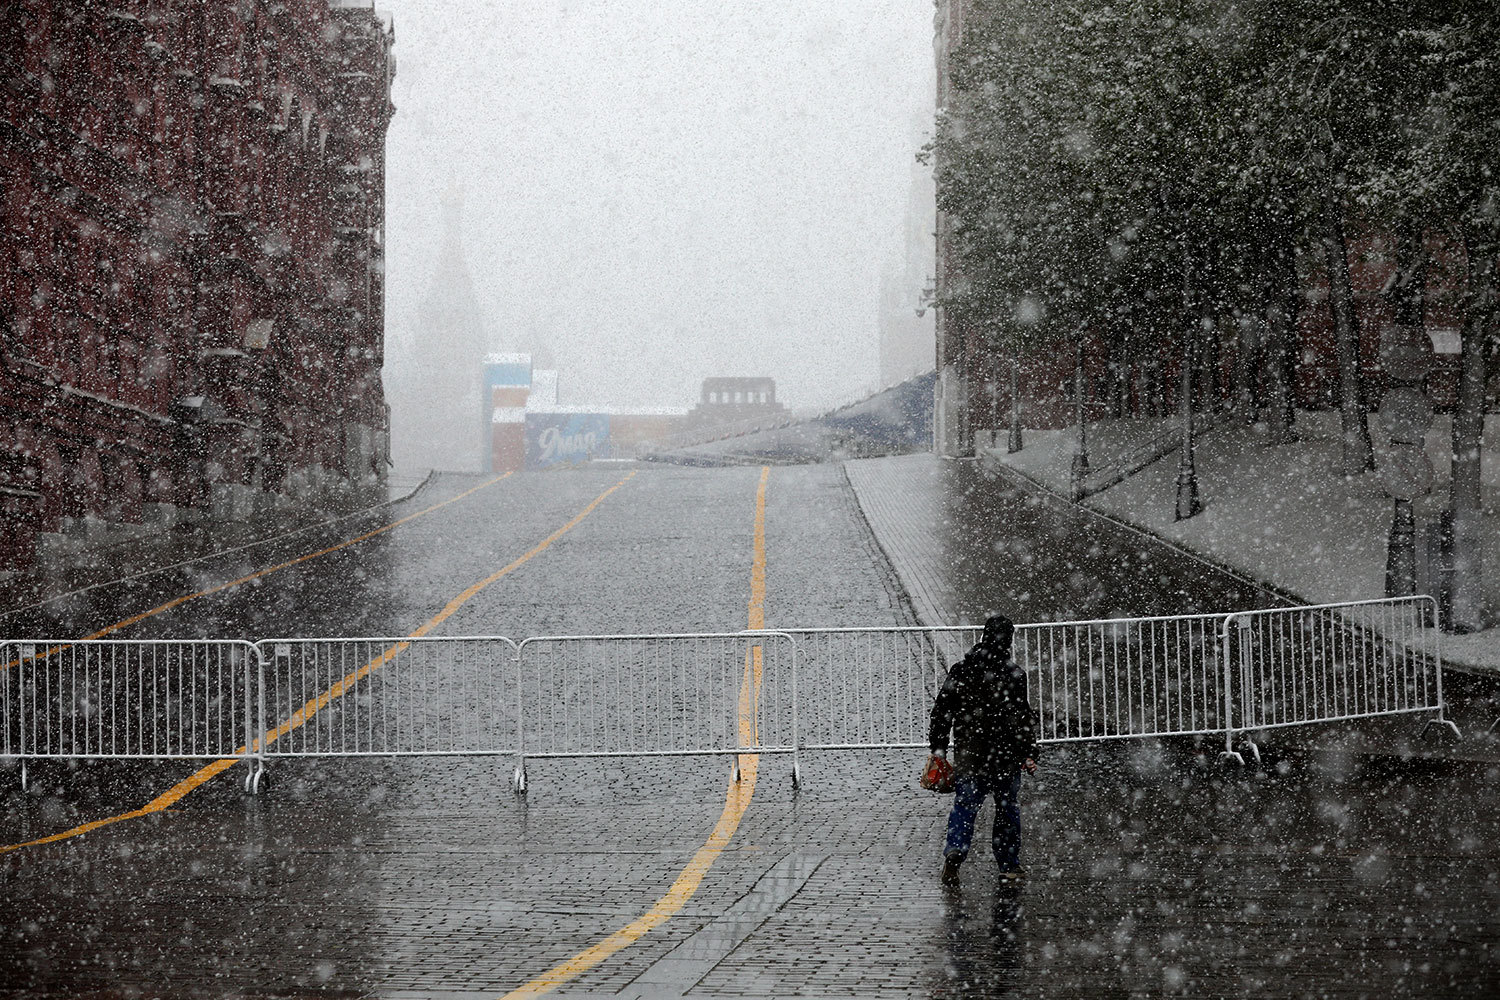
[383,1,935,413]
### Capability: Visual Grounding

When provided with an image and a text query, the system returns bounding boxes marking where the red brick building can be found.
[0,1,394,575]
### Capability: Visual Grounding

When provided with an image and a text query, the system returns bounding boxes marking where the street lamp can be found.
[1010,296,1041,455]
[1175,281,1202,522]
[1069,336,1090,499]
[1007,340,1023,453]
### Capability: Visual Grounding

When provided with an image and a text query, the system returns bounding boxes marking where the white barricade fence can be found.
[0,639,258,787]
[0,599,1458,793]
[1220,596,1455,760]
[783,601,1453,766]
[785,627,978,750]
[1020,614,1230,745]
[253,637,519,759]
[511,631,796,790]
[786,618,1229,752]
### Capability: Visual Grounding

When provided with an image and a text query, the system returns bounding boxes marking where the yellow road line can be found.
[499,465,771,999]
[4,474,513,674]
[0,471,636,855]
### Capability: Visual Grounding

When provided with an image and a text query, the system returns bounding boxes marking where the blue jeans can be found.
[944,767,1022,871]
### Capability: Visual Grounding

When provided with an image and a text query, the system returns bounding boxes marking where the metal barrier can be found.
[1021,614,1230,745]
[785,598,1454,766]
[0,639,258,789]
[786,617,1229,752]
[254,637,520,760]
[786,627,976,751]
[512,631,795,790]
[0,598,1460,794]
[1221,596,1456,762]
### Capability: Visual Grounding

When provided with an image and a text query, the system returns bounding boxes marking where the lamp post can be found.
[1069,337,1090,499]
[1011,296,1041,455]
[1007,340,1023,453]
[1175,273,1202,521]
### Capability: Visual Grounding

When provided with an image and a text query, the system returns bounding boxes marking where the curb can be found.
[1,469,439,620]
[980,450,1305,605]
[980,449,1500,680]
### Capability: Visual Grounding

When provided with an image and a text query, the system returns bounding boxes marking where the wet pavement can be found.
[845,453,1500,750]
[844,453,1274,627]
[1,462,1498,998]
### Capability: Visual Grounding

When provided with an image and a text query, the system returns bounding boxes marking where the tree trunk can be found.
[1380,221,1429,603]
[1108,342,1127,419]
[1386,219,1427,329]
[1264,232,1299,445]
[1176,251,1202,520]
[1195,312,1217,412]
[1452,240,1493,515]
[1007,344,1023,453]
[1175,316,1201,520]
[1070,335,1090,499]
[1319,185,1375,475]
[1448,239,1495,632]
[1235,312,1259,423]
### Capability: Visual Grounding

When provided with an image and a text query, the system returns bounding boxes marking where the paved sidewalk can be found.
[845,414,1500,675]
[0,469,438,622]
[841,451,1500,754]
[842,452,1276,626]
[842,457,959,629]
[990,412,1500,673]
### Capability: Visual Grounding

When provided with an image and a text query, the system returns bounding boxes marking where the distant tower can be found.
[389,183,493,471]
[878,141,937,388]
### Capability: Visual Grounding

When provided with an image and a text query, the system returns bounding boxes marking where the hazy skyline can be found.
[383,1,936,416]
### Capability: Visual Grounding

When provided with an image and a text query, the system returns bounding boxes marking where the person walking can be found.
[928,614,1039,886]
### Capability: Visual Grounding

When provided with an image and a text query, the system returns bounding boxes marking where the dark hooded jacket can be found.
[928,617,1039,774]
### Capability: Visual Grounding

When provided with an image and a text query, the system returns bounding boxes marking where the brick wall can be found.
[0,1,394,575]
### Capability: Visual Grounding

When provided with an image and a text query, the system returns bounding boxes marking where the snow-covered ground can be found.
[987,411,1500,674]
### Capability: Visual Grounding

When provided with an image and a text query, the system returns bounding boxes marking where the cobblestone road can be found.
[1,463,1497,999]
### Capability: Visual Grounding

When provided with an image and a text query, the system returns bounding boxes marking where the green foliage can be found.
[932,0,1499,351]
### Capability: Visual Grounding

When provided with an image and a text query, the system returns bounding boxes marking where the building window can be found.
[56,443,84,519]
[100,452,126,520]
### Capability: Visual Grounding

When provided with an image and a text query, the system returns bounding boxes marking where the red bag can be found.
[919,753,956,793]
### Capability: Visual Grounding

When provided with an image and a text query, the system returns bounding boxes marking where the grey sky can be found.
[383,1,935,413]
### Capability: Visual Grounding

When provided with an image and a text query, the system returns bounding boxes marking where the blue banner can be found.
[525,413,611,468]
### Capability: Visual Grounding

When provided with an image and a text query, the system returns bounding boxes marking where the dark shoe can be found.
[941,854,962,886]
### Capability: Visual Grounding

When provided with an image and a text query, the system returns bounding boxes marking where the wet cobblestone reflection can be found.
[1,466,1496,998]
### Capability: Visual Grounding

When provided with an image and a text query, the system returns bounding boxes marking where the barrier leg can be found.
[1219,620,1244,767]
[248,643,269,795]
[19,759,27,793]
[1219,728,1245,767]
[243,757,266,795]
[511,757,527,795]
[1420,716,1462,741]
[732,754,743,784]
[790,750,801,791]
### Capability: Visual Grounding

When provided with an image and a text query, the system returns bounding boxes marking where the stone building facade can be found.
[0,1,394,575]
[688,377,786,424]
